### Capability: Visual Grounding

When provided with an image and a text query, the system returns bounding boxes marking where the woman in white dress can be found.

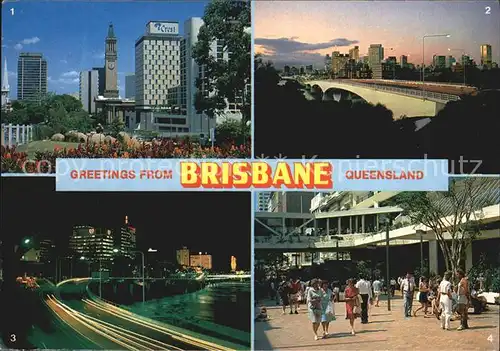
[437,271,453,330]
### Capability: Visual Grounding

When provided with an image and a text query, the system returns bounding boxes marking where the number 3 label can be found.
[10,334,16,342]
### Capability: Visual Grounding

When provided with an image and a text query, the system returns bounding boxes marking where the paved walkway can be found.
[255,297,499,350]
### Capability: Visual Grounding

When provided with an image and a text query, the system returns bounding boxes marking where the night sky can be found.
[1,177,251,271]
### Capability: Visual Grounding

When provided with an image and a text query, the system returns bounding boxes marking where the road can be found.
[348,79,477,96]
[37,279,238,350]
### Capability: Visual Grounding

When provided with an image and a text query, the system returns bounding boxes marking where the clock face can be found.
[108,62,115,70]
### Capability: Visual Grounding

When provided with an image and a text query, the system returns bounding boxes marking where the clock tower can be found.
[104,23,119,98]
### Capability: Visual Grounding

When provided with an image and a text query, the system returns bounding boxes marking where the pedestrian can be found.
[390,277,397,297]
[438,271,453,330]
[414,276,430,316]
[289,277,301,314]
[355,276,372,324]
[372,278,382,307]
[455,269,470,330]
[320,280,335,338]
[344,278,360,335]
[278,279,291,315]
[307,279,323,340]
[401,273,415,318]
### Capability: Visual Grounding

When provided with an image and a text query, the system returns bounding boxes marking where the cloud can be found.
[60,59,68,64]
[255,37,360,66]
[7,71,17,77]
[255,37,359,54]
[21,37,40,45]
[48,76,79,84]
[14,43,23,50]
[61,71,79,77]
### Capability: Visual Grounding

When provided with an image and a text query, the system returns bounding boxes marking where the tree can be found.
[110,117,125,137]
[215,118,249,145]
[396,178,496,278]
[192,0,251,122]
[254,251,289,282]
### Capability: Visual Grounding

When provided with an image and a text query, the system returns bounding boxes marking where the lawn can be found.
[16,140,80,158]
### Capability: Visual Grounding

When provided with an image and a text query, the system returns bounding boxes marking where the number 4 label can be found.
[487,334,493,342]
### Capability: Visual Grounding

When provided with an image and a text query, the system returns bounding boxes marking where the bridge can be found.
[302,79,478,119]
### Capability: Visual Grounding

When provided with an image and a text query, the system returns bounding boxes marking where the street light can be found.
[147,248,158,253]
[422,34,451,99]
[416,230,425,277]
[448,48,467,86]
[133,250,146,305]
[379,214,392,311]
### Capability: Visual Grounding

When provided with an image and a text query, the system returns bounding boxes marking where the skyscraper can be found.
[368,44,384,68]
[1,58,10,109]
[480,44,492,67]
[400,55,408,68]
[17,53,48,102]
[79,69,100,113]
[432,55,446,69]
[104,24,119,98]
[135,20,183,131]
[69,226,114,262]
[176,247,190,267]
[125,74,135,99]
[257,192,271,212]
[349,46,360,62]
[118,216,136,259]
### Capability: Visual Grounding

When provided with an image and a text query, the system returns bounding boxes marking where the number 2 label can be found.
[485,7,491,15]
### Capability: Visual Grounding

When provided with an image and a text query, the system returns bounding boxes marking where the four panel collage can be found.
[0,1,498,351]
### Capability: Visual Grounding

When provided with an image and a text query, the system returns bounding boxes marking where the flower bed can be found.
[1,138,251,174]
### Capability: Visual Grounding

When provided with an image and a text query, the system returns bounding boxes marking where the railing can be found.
[310,80,461,102]
[1,124,34,147]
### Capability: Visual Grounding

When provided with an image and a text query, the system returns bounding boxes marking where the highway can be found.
[343,79,477,96]
[38,278,241,350]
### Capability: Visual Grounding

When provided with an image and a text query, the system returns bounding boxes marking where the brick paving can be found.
[254,296,499,350]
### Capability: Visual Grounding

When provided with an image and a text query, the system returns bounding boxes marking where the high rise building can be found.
[17,53,47,102]
[231,256,237,271]
[117,216,136,259]
[1,59,10,110]
[284,65,291,75]
[331,51,349,76]
[324,54,331,72]
[368,44,384,68]
[480,44,492,67]
[400,55,408,68]
[257,192,271,211]
[92,67,106,95]
[305,65,313,74]
[104,24,119,98]
[349,46,359,62]
[135,21,183,132]
[125,74,135,99]
[461,55,472,66]
[432,55,446,69]
[176,247,190,267]
[79,69,100,113]
[70,226,114,262]
[39,239,56,263]
[446,55,456,68]
[189,252,212,270]
[268,192,315,213]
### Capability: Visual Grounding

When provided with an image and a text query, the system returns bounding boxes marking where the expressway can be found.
[37,278,242,350]
[348,79,477,96]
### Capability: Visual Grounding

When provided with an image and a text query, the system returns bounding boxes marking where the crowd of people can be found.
[257,269,488,340]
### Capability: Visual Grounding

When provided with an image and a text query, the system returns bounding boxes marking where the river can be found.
[128,281,250,347]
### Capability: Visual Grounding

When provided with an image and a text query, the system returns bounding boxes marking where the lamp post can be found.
[448,48,467,86]
[380,214,392,311]
[114,249,145,304]
[416,230,425,277]
[422,34,450,99]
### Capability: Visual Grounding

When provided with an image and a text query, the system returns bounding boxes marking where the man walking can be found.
[401,273,415,318]
[438,271,453,330]
[456,269,470,330]
[355,276,372,324]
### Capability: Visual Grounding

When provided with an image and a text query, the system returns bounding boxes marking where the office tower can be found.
[1,58,10,109]
[39,239,56,263]
[349,46,359,62]
[125,74,135,99]
[135,21,182,131]
[368,44,384,68]
[305,65,313,74]
[117,216,136,259]
[79,69,100,113]
[189,252,212,270]
[284,65,291,75]
[432,55,446,69]
[104,24,119,98]
[70,226,114,262]
[324,54,331,71]
[480,44,492,67]
[446,55,455,68]
[17,53,47,102]
[257,192,271,211]
[268,192,315,213]
[231,256,237,272]
[400,55,408,68]
[299,66,305,75]
[331,51,349,76]
[176,247,190,267]
[461,55,472,66]
[92,67,106,95]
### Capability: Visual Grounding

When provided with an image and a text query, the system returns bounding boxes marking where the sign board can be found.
[147,21,179,35]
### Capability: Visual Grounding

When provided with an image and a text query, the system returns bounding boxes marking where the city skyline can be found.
[1,1,208,98]
[255,1,500,68]
[1,178,250,271]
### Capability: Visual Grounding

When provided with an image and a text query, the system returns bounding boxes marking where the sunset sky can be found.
[254,1,500,68]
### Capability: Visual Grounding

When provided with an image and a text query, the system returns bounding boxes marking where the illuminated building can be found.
[189,252,212,270]
[118,216,137,259]
[480,44,492,68]
[176,246,190,267]
[70,225,114,262]
[231,256,237,271]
